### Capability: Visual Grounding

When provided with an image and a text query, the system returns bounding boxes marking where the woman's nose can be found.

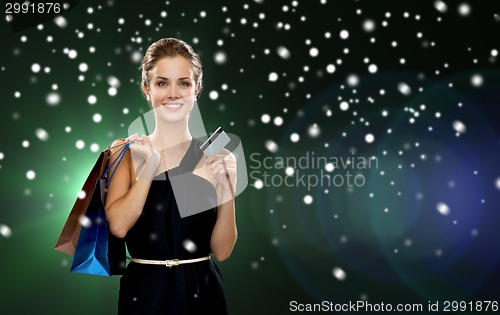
[166,85,180,98]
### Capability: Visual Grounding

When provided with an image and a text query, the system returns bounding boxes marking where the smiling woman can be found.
[103,38,237,315]
[145,55,198,123]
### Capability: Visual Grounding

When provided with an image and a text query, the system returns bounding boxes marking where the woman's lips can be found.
[163,103,184,111]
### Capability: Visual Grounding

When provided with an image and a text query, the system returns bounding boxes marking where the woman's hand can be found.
[126,133,160,180]
[205,151,237,195]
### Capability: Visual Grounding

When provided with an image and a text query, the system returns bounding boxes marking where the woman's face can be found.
[144,55,198,123]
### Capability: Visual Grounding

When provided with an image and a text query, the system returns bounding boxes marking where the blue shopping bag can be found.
[70,142,130,276]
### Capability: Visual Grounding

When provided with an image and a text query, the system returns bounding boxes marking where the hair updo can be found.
[140,38,203,97]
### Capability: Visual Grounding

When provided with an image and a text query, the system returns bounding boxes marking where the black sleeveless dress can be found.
[118,138,228,315]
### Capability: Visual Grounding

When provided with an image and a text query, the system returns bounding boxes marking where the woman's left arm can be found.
[206,150,237,262]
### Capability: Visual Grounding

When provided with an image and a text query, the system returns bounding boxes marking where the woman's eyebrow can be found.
[156,76,190,80]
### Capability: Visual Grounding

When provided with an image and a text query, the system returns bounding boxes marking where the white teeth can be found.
[165,104,182,108]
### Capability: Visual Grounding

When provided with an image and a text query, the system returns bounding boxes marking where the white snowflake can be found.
[332,267,346,281]
[436,202,450,216]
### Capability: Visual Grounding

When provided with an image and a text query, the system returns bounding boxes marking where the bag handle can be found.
[102,141,131,186]
[107,139,128,158]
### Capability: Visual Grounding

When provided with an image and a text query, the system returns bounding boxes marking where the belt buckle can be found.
[165,259,180,267]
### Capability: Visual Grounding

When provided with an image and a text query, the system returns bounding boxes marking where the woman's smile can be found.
[163,102,184,111]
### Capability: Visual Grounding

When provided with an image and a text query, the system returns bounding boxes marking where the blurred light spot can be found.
[31,63,41,73]
[290,133,300,142]
[471,74,483,87]
[265,140,278,153]
[303,195,313,204]
[79,215,92,228]
[368,64,378,73]
[277,46,291,59]
[326,64,336,73]
[347,74,359,87]
[90,143,100,152]
[47,92,61,106]
[26,170,36,180]
[365,133,375,143]
[325,163,335,172]
[436,202,450,216]
[79,63,88,72]
[88,95,97,105]
[107,76,120,87]
[458,3,471,16]
[76,140,85,149]
[54,16,68,28]
[93,113,102,123]
[35,128,49,141]
[452,120,466,134]
[214,51,227,64]
[131,51,142,63]
[308,124,320,138]
[78,190,87,199]
[183,239,197,253]
[261,114,270,123]
[68,49,77,59]
[363,19,376,32]
[398,82,411,95]
[254,179,263,189]
[0,224,12,237]
[209,90,219,100]
[434,0,448,13]
[273,116,283,126]
[309,47,319,57]
[340,101,349,111]
[339,30,349,39]
[332,267,346,280]
[108,87,117,96]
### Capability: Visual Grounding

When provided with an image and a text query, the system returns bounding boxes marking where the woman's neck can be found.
[149,119,192,151]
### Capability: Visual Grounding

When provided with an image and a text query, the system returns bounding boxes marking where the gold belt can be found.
[126,255,210,267]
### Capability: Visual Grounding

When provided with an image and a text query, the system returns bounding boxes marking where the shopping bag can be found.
[70,179,123,276]
[55,140,129,276]
[69,141,130,276]
[54,151,107,255]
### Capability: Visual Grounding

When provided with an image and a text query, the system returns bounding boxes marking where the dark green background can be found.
[1,0,500,314]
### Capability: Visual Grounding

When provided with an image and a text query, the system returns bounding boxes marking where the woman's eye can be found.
[180,82,189,87]
[158,81,166,87]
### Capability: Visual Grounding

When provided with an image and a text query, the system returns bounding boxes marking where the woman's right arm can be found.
[104,135,160,238]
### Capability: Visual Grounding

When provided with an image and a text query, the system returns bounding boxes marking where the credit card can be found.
[201,127,231,157]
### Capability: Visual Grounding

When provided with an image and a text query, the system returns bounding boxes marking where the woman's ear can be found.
[143,85,150,101]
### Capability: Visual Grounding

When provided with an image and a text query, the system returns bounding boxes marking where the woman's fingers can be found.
[127,134,159,160]
[126,134,151,146]
[204,155,215,166]
[126,133,139,143]
[208,156,235,178]
[126,134,150,145]
[211,164,224,178]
